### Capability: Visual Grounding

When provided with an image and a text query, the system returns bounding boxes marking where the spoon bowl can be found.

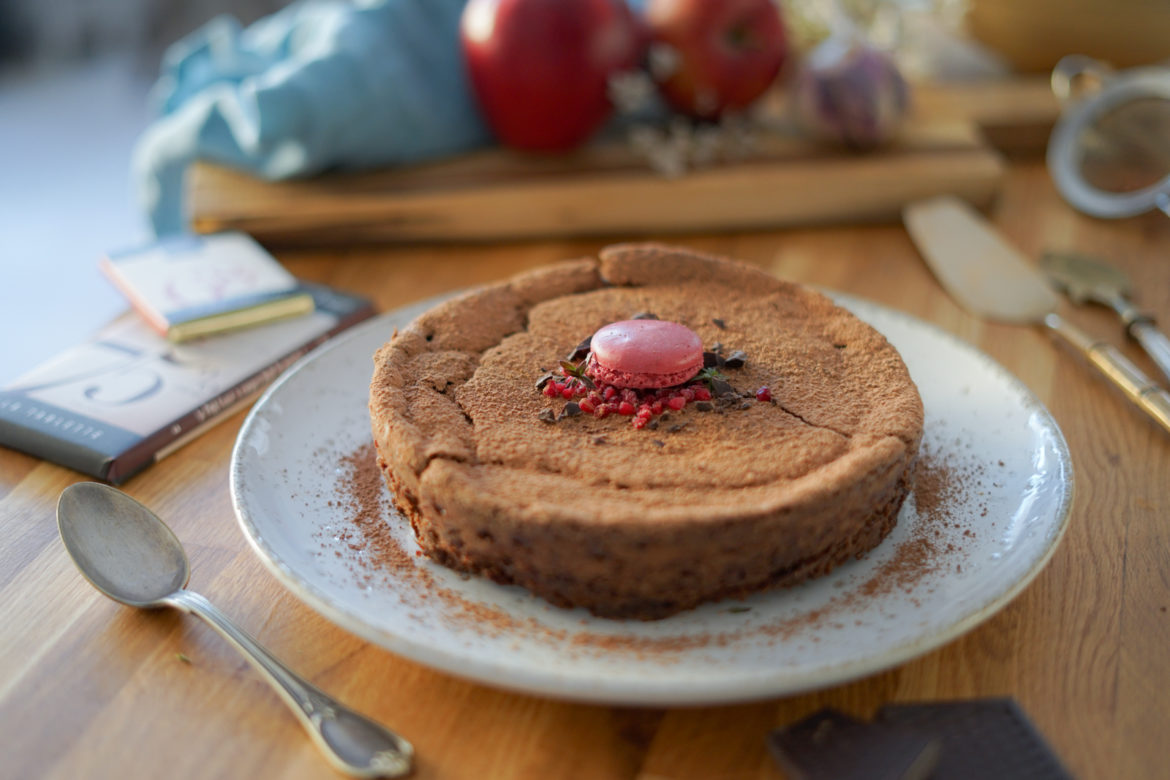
[56,482,413,778]
[57,483,189,607]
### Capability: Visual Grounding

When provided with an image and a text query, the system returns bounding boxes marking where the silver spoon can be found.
[56,482,413,778]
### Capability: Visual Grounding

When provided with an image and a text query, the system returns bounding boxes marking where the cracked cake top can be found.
[369,243,923,526]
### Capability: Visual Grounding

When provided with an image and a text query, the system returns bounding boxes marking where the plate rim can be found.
[229,291,1075,706]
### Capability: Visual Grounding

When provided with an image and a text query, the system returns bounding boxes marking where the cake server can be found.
[56,482,414,778]
[903,195,1170,434]
[1041,251,1170,384]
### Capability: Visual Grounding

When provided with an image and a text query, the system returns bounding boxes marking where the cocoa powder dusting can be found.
[322,432,994,658]
[327,441,532,636]
[752,441,986,640]
[334,443,425,582]
[857,454,954,599]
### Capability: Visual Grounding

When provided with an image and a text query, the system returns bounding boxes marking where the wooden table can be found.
[2,162,1168,779]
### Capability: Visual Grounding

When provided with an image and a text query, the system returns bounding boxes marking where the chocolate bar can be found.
[767,708,939,780]
[768,698,1071,780]
[877,698,1072,780]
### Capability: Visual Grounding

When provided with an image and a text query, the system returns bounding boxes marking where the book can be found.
[99,232,316,342]
[0,283,376,484]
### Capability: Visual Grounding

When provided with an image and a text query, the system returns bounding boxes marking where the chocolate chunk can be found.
[646,418,659,431]
[711,341,724,353]
[591,436,607,445]
[651,439,665,447]
[712,318,726,329]
[559,402,582,419]
[695,401,714,412]
[739,401,753,410]
[631,311,659,320]
[834,343,847,349]
[876,698,1072,780]
[710,378,734,397]
[667,423,687,433]
[768,709,939,780]
[703,351,722,368]
[722,350,748,369]
[538,408,556,424]
[566,338,592,362]
[658,412,671,423]
[535,372,556,390]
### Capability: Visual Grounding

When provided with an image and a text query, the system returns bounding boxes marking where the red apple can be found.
[645,0,788,120]
[461,0,645,152]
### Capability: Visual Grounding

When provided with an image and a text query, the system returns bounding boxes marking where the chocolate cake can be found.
[369,244,924,619]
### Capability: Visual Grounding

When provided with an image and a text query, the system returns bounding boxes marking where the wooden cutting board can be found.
[187,79,1056,247]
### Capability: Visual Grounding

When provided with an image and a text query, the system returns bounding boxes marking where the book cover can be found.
[99,232,316,342]
[0,283,376,484]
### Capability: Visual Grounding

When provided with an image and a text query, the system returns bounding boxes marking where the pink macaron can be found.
[587,319,704,388]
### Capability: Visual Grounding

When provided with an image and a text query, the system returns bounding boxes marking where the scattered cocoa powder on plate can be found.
[328,442,521,633]
[320,434,994,658]
[857,451,955,599]
[320,442,433,592]
[749,444,983,639]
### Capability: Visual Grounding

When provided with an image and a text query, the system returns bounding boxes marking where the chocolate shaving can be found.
[695,401,714,412]
[565,338,592,362]
[712,342,724,353]
[703,351,723,368]
[538,408,556,424]
[559,402,582,420]
[740,401,753,410]
[646,418,660,431]
[651,439,665,448]
[631,311,659,320]
[667,423,687,433]
[712,318,726,329]
[722,350,748,369]
[591,436,607,445]
[535,372,556,390]
[710,378,734,397]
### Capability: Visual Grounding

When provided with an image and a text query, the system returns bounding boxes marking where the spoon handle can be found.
[1045,313,1170,434]
[1130,320,1170,385]
[167,589,412,778]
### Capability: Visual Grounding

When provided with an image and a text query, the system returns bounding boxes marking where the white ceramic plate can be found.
[230,294,1073,706]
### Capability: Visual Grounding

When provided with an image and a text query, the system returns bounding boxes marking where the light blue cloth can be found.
[134,0,491,235]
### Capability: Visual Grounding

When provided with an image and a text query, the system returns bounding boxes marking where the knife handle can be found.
[1129,320,1170,385]
[1045,314,1170,433]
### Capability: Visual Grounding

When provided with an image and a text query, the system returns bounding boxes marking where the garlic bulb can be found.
[792,33,909,149]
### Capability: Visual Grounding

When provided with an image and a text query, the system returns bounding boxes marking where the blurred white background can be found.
[0,0,287,383]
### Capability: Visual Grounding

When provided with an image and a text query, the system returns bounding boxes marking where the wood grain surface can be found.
[2,162,1168,779]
